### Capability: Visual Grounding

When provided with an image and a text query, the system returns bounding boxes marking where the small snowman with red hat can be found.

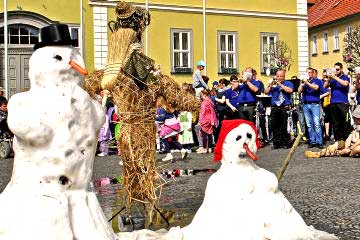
[0,24,116,239]
[181,119,338,240]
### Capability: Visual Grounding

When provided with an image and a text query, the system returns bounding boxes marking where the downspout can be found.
[4,0,8,98]
[80,0,84,57]
[145,0,149,56]
[203,0,207,75]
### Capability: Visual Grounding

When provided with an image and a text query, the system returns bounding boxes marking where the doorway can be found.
[0,48,32,97]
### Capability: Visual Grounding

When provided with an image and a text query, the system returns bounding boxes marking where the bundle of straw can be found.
[111,75,160,223]
[83,69,103,98]
[102,29,137,91]
[158,74,201,112]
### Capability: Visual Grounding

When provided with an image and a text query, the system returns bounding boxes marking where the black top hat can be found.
[34,24,77,50]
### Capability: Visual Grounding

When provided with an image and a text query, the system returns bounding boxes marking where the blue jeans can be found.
[303,103,322,145]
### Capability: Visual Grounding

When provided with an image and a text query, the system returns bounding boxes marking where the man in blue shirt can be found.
[324,62,351,141]
[299,68,325,149]
[237,67,260,124]
[225,75,240,119]
[265,69,294,149]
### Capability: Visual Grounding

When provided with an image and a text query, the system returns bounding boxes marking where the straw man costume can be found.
[84,1,200,223]
[305,105,360,158]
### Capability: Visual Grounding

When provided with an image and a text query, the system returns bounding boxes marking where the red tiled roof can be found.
[308,0,360,28]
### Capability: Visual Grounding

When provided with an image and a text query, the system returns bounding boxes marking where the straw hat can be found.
[115,1,135,19]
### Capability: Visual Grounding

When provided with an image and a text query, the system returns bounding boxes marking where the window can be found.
[312,34,317,54]
[218,31,237,74]
[171,29,192,73]
[69,27,79,47]
[333,29,339,51]
[0,24,39,44]
[260,33,277,73]
[323,32,328,53]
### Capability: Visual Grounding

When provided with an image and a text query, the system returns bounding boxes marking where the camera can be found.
[326,68,336,76]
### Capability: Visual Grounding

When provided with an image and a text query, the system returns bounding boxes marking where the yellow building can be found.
[308,0,360,72]
[0,0,81,95]
[86,0,309,84]
[0,0,309,95]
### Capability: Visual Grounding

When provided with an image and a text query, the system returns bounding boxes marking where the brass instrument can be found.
[272,78,277,86]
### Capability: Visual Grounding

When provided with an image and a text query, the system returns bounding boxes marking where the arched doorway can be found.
[0,11,52,96]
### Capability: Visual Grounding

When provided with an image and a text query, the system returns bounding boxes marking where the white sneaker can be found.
[118,160,123,166]
[196,147,204,153]
[181,148,188,160]
[162,153,173,162]
[197,148,208,154]
[208,148,213,153]
[97,153,106,157]
[186,149,192,153]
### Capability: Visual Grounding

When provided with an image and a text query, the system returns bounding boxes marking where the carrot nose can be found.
[69,60,88,76]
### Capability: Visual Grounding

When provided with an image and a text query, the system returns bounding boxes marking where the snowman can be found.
[181,119,338,240]
[0,24,115,240]
[116,120,338,240]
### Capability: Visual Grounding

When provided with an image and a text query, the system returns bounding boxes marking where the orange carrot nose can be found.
[69,60,88,76]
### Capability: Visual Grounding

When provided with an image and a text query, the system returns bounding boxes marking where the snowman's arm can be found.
[8,94,53,145]
[254,169,279,193]
[92,100,106,131]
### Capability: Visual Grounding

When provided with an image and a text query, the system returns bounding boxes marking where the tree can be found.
[269,40,293,72]
[343,24,360,68]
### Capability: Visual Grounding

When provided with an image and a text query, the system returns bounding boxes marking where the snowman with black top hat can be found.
[0,24,116,240]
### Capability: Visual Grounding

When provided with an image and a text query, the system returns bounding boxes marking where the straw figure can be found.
[84,1,200,225]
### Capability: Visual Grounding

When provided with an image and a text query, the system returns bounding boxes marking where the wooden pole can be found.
[276,122,303,181]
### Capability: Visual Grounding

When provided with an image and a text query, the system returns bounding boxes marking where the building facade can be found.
[0,0,81,95]
[0,0,309,96]
[308,0,360,72]
[86,0,309,84]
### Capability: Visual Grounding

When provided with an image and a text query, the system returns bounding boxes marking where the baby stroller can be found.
[0,114,13,159]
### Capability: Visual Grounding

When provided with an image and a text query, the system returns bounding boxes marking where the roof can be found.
[308,0,360,28]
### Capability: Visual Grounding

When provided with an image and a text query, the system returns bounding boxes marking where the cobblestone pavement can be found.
[1,143,360,239]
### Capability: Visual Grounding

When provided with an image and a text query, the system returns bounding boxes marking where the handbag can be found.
[159,117,181,138]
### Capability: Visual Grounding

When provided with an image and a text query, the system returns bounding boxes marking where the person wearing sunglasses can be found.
[323,62,352,142]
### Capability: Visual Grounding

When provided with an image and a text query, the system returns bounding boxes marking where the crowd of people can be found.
[153,60,360,161]
[93,60,360,161]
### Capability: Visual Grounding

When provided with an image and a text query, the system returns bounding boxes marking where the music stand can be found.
[256,94,272,107]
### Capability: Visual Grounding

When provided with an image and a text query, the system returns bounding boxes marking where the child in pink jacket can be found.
[198,89,218,154]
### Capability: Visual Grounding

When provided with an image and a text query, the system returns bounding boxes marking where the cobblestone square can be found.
[1,144,359,239]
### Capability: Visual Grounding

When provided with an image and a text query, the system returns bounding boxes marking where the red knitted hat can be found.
[214,119,261,162]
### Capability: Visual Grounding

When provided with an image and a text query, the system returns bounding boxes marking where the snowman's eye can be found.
[54,55,62,61]
[236,135,242,141]
[247,133,252,139]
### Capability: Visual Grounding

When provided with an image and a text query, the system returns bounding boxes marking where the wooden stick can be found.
[276,122,303,181]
